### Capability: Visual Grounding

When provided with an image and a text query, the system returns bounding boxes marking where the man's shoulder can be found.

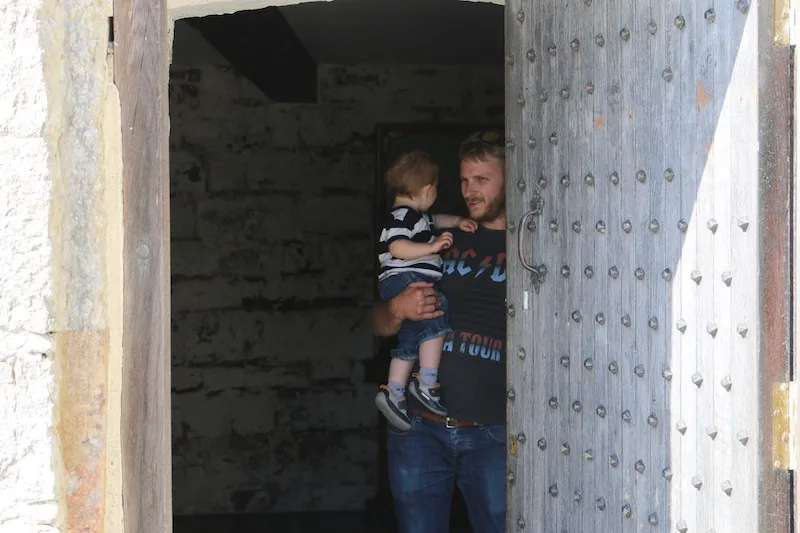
[450,227,506,248]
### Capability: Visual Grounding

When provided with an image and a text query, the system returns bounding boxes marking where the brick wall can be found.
[169,23,503,515]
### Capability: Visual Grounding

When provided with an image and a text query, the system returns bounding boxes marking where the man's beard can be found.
[468,195,506,223]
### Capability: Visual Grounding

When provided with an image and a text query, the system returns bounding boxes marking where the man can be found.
[373,131,507,533]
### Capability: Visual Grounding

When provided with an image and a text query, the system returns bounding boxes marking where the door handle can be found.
[518,210,547,293]
[517,210,537,273]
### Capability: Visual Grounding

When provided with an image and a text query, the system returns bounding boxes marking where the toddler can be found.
[375,150,476,431]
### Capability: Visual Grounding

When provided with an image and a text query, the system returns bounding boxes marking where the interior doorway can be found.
[166,1,504,531]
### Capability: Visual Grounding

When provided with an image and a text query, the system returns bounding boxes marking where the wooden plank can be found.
[711,4,733,533]
[526,0,547,526]
[586,1,607,532]
[794,38,800,533]
[663,0,682,529]
[504,0,534,530]
[693,0,717,528]
[555,2,574,531]
[562,3,583,532]
[541,1,564,530]
[617,0,636,530]
[675,0,699,529]
[632,0,654,528]
[114,0,172,529]
[603,1,624,531]
[756,0,794,530]
[727,3,759,516]
[647,0,668,529]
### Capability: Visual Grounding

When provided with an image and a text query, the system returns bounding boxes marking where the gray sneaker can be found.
[408,374,447,417]
[375,385,412,432]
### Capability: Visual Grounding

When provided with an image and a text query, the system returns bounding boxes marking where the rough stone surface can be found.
[3,0,116,528]
[170,22,503,515]
[0,1,58,531]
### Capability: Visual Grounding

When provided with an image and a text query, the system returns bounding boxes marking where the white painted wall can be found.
[0,1,58,530]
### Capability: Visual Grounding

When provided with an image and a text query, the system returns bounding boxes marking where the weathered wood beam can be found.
[113,0,172,529]
[188,8,317,103]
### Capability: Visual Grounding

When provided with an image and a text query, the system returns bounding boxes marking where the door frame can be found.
[114,0,172,530]
[758,1,795,531]
[114,0,795,530]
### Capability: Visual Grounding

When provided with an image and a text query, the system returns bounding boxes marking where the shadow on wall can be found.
[167,21,504,516]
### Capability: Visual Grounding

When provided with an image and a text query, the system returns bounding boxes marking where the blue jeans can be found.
[379,272,453,360]
[387,412,507,533]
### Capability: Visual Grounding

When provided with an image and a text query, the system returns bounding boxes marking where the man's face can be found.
[460,155,505,223]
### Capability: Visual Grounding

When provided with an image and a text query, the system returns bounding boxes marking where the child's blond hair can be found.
[385,150,439,198]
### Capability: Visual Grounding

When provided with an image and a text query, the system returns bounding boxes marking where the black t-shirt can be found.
[408,227,507,424]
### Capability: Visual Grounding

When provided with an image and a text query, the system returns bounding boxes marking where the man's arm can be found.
[373,281,443,337]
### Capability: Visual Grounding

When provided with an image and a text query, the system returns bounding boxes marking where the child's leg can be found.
[417,334,445,387]
[376,354,416,432]
[387,357,415,397]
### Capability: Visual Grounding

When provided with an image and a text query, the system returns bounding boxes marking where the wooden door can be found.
[505,1,793,532]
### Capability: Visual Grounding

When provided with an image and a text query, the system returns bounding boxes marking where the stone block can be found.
[195,194,303,243]
[171,192,197,240]
[171,428,377,514]
[175,389,276,439]
[276,386,378,431]
[169,145,208,194]
[171,277,267,314]
[0,139,54,333]
[265,104,301,147]
[171,367,203,392]
[295,103,365,146]
[206,153,248,192]
[301,194,372,235]
[246,150,374,194]
[310,359,354,382]
[171,307,374,365]
[243,364,310,390]
[171,240,221,277]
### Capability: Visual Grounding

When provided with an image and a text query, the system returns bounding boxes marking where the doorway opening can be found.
[167,1,504,531]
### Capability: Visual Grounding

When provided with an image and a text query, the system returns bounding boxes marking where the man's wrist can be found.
[387,296,405,324]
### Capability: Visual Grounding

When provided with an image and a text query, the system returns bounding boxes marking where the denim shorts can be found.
[379,271,453,361]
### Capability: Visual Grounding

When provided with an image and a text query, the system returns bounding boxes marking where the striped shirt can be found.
[378,206,443,282]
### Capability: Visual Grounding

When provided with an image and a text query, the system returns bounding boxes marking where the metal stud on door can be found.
[505,0,790,531]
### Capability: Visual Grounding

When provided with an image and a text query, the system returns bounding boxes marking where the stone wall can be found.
[2,0,121,530]
[0,1,59,525]
[169,22,503,515]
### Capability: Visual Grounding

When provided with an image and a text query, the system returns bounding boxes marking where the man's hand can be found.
[389,281,443,322]
[430,232,454,253]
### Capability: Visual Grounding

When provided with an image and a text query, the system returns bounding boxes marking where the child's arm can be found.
[432,214,463,228]
[433,214,478,232]
[389,233,453,260]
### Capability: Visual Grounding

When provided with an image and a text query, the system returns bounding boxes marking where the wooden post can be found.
[758,0,794,531]
[113,0,172,529]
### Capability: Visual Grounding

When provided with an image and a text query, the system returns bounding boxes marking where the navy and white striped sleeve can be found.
[382,207,422,245]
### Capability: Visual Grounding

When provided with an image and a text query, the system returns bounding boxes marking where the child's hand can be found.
[458,218,478,232]
[431,232,454,253]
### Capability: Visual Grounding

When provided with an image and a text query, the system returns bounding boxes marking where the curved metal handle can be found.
[517,210,537,273]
